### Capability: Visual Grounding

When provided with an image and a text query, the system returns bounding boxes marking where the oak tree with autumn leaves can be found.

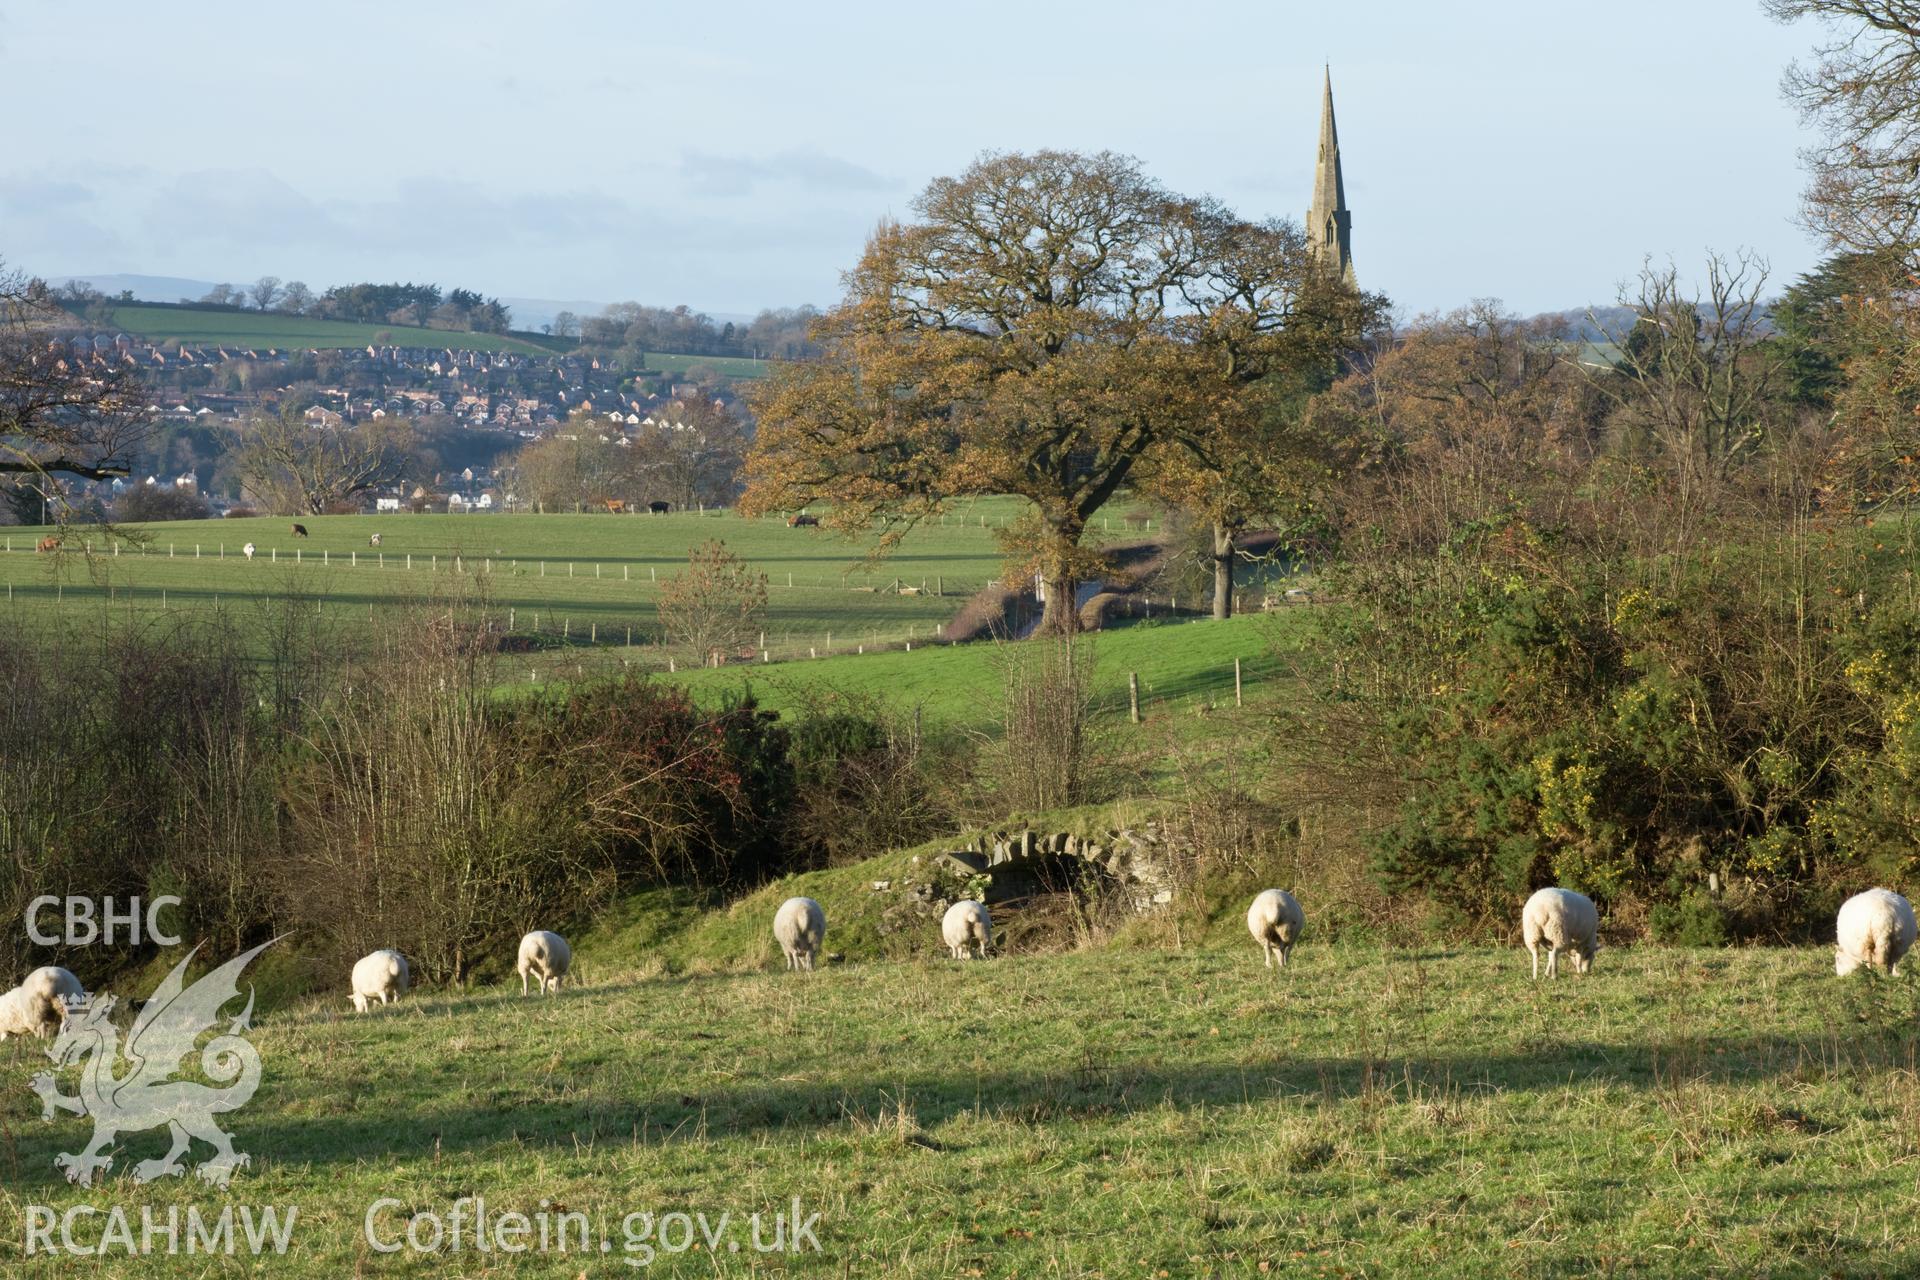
[742,150,1379,631]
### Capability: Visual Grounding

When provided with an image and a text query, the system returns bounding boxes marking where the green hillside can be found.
[664,608,1303,728]
[84,304,562,355]
[76,304,772,375]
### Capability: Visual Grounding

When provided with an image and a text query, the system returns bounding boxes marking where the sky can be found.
[0,0,1832,321]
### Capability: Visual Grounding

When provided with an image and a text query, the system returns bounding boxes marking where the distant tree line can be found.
[53,277,513,335]
[568,302,821,363]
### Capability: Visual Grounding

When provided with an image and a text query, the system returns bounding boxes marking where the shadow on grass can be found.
[8,1012,1908,1185]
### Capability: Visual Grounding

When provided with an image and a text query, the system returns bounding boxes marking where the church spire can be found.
[1307,66,1355,285]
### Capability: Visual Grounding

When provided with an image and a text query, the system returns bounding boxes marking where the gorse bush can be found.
[1280,281,1920,939]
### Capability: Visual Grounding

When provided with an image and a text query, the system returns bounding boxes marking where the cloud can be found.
[0,175,129,264]
[679,149,892,198]
[142,169,345,247]
[0,161,867,313]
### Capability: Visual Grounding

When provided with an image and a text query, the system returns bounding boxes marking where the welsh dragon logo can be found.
[30,939,276,1187]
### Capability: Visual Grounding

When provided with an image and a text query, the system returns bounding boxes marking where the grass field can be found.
[0,502,1205,682]
[80,304,770,376]
[2,932,1913,1277]
[665,609,1304,727]
[641,351,768,380]
[87,305,561,356]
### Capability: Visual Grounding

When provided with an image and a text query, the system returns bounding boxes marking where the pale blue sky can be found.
[1,0,1827,319]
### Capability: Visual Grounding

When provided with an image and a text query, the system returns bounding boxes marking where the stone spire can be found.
[1306,66,1355,286]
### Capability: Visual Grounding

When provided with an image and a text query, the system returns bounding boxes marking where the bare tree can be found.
[657,540,767,665]
[1770,1,1920,259]
[249,276,283,311]
[233,406,411,515]
[279,280,314,314]
[0,261,150,488]
[1586,253,1783,502]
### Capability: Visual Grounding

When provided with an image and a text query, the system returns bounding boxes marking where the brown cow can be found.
[36,536,59,553]
[788,513,819,527]
[291,523,309,538]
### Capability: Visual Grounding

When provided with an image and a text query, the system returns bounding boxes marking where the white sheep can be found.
[0,966,85,1039]
[773,896,826,972]
[350,949,410,1013]
[242,541,255,560]
[517,930,572,995]
[1522,887,1599,979]
[942,899,993,960]
[1835,888,1917,977]
[1247,889,1305,970]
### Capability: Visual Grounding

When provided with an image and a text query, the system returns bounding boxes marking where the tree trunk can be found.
[1211,521,1235,620]
[1039,571,1079,635]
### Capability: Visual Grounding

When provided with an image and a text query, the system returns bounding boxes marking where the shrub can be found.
[657,539,768,664]
[114,484,210,522]
[1648,893,1734,947]
[780,689,957,866]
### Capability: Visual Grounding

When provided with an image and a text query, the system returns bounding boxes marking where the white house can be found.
[375,497,402,512]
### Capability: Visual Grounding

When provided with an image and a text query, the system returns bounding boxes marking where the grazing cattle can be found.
[242,542,256,560]
[788,513,819,528]
[35,536,58,553]
[290,523,309,538]
[648,501,671,514]
[368,533,382,547]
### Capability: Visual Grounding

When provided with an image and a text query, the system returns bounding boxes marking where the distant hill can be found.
[499,296,610,334]
[70,302,569,356]
[53,275,756,336]
[1529,305,1640,343]
[52,273,226,303]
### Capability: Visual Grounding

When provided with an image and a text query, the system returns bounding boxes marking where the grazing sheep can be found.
[942,899,993,960]
[1835,888,1917,977]
[1246,889,1305,970]
[773,896,826,972]
[1522,887,1599,979]
[516,930,572,996]
[242,541,256,560]
[0,966,84,1039]
[350,949,410,1013]
[368,532,382,547]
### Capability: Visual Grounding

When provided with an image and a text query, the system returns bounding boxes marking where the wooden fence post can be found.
[1234,658,1242,707]
[1129,672,1141,724]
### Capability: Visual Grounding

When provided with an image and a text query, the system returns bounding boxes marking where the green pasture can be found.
[641,351,769,379]
[664,608,1306,728]
[0,501,1187,676]
[89,305,559,356]
[3,935,1914,1277]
